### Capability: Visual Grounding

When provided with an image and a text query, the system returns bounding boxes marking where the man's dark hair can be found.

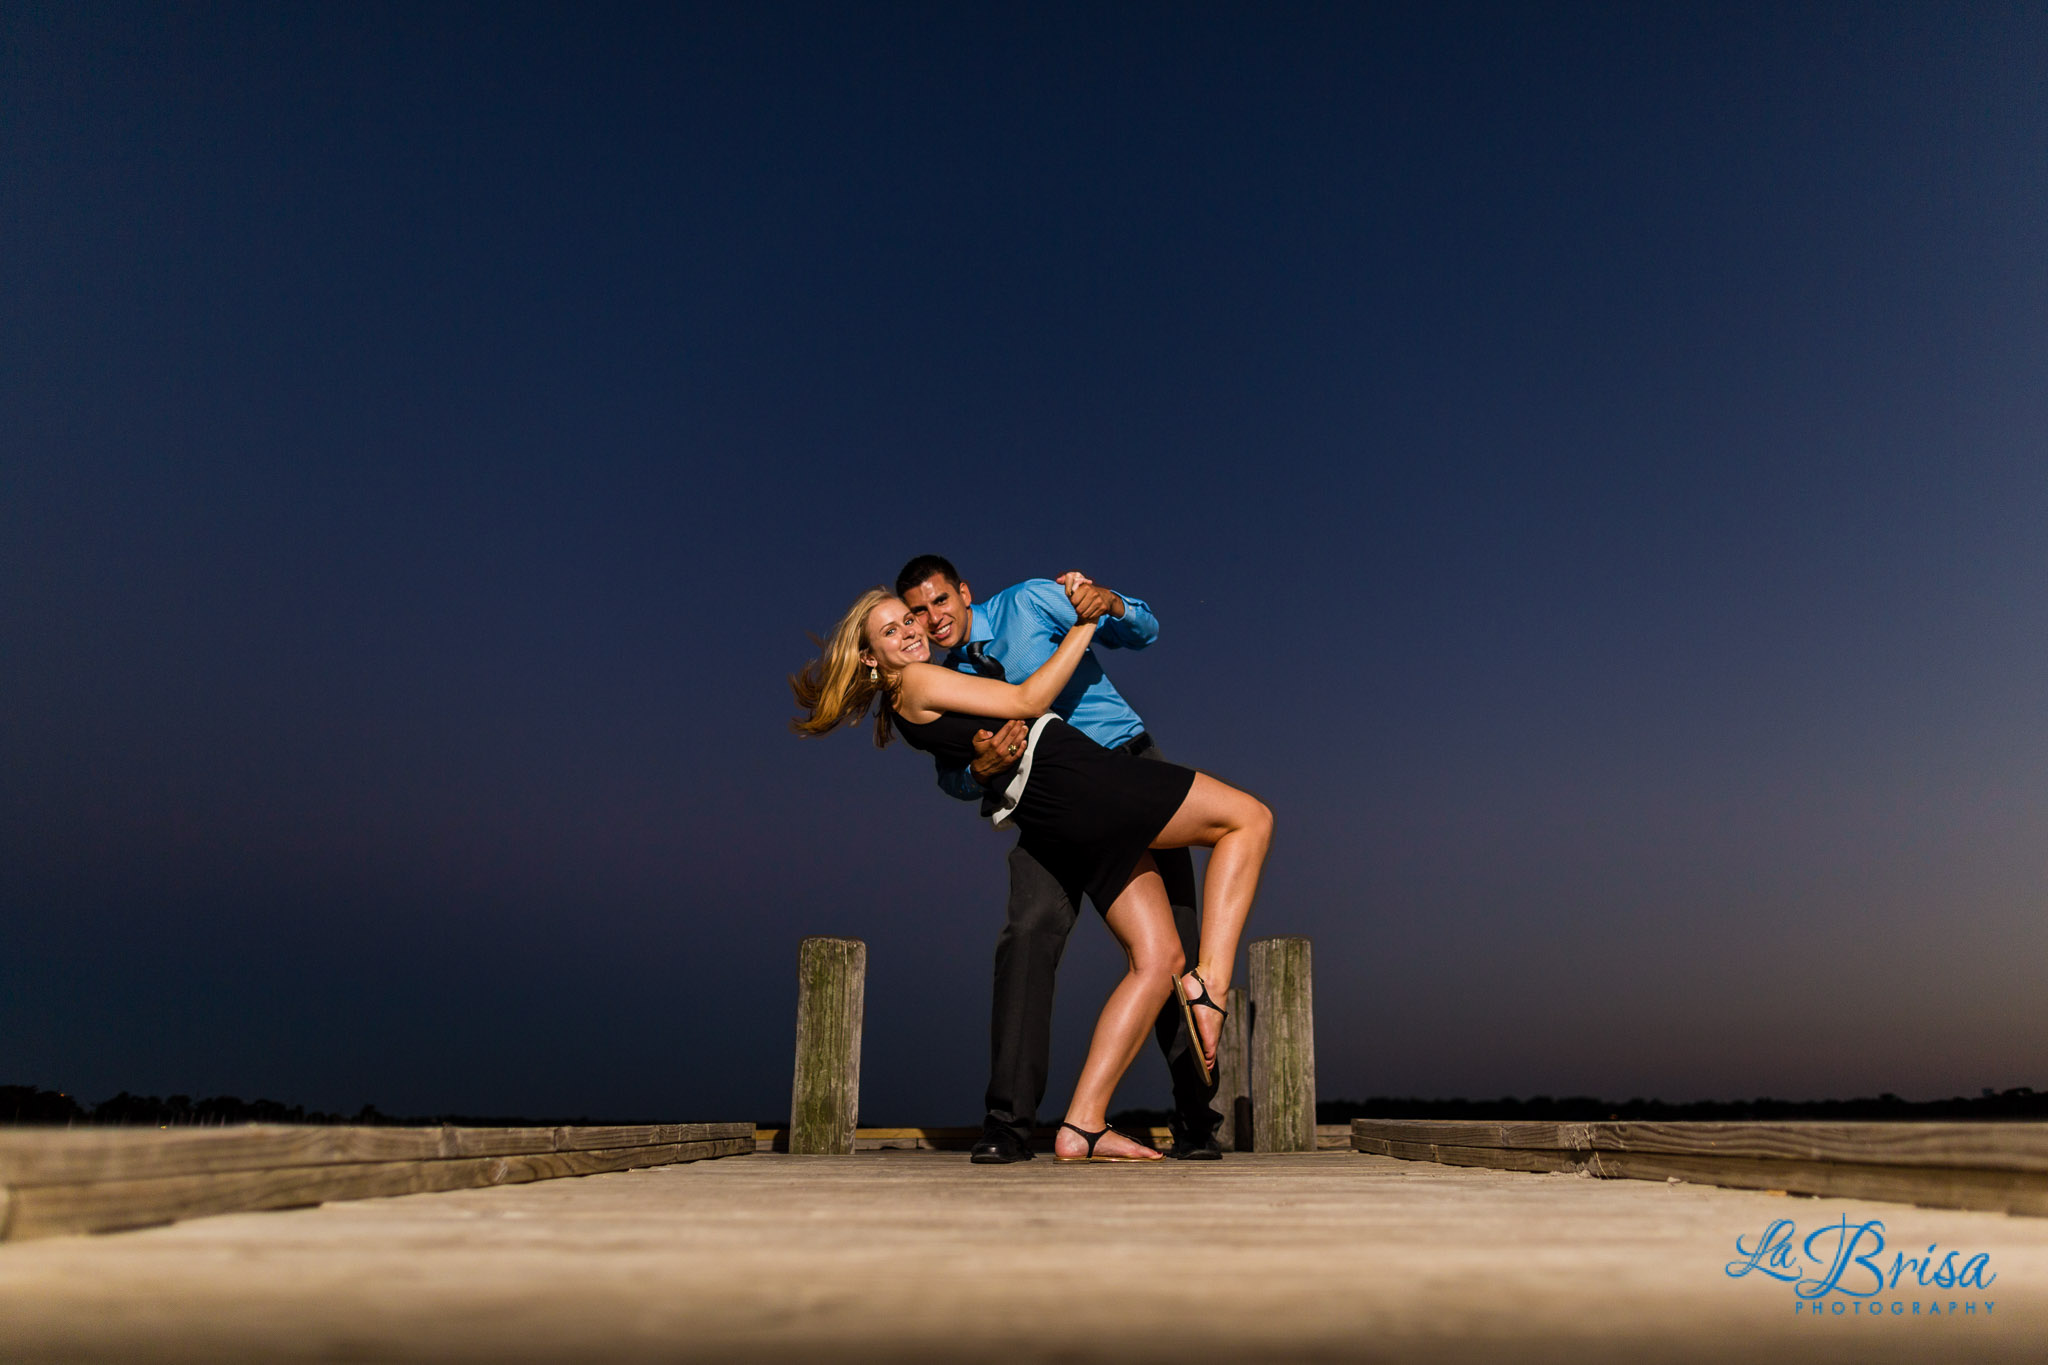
[894,554,961,598]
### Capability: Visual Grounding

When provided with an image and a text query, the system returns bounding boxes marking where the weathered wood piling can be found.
[1249,936,1316,1152]
[1212,986,1252,1151]
[789,936,866,1155]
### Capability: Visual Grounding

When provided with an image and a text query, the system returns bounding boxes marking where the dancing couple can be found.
[793,555,1272,1163]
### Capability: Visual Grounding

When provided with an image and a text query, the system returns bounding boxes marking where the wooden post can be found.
[789,937,865,1155]
[1211,986,1252,1151]
[1249,936,1315,1153]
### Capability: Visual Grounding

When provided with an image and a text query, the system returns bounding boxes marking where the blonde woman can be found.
[793,579,1272,1162]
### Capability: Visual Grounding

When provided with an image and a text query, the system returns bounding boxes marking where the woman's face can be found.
[862,597,930,673]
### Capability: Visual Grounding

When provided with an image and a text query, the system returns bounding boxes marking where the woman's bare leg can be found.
[1052,855,1182,1161]
[1150,772,1274,1070]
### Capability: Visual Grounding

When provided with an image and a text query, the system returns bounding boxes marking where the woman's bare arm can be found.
[899,618,1098,719]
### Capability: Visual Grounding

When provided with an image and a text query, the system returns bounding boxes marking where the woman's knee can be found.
[1229,793,1273,843]
[1130,940,1185,984]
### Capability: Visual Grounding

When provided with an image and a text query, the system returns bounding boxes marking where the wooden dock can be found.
[3,1148,2044,1362]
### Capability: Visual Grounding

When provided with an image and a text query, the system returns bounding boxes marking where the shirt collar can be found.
[957,605,994,651]
[965,600,994,644]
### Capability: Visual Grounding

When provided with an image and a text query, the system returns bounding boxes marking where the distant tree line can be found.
[2,1087,358,1126]
[14,1083,2046,1128]
[1315,1088,2048,1122]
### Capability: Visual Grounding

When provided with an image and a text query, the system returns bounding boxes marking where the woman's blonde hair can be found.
[790,586,898,748]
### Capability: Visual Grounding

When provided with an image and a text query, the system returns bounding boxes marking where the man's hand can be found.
[970,718,1030,783]
[1060,571,1124,623]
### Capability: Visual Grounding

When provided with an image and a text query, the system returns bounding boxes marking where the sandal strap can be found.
[1059,1120,1110,1156]
[1185,970,1228,1016]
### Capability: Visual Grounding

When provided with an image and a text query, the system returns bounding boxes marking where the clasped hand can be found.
[1056,570,1120,624]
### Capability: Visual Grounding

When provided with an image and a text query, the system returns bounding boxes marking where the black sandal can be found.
[1055,1121,1156,1163]
[1175,970,1228,1085]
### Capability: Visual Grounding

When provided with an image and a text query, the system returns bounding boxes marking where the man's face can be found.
[901,573,973,649]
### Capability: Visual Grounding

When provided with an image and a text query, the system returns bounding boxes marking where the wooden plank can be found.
[1352,1120,1507,1149]
[1,1136,754,1242]
[1348,1119,1595,1150]
[555,1125,682,1149]
[517,1138,748,1177]
[1353,1118,2048,1172]
[541,1136,749,1170]
[1352,1119,2048,1217]
[1503,1121,1596,1149]
[443,1128,562,1159]
[0,1122,752,1188]
[1249,937,1315,1153]
[789,936,865,1156]
[1596,1120,2048,1172]
[1589,1150,2048,1217]
[1422,1141,1581,1174]
[0,1126,461,1186]
[1361,1137,1585,1173]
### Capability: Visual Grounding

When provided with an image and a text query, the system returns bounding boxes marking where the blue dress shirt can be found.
[933,578,1159,801]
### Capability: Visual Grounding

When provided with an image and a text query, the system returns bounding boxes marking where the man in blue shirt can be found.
[895,553,1218,1163]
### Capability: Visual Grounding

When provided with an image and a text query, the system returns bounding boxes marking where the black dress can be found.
[890,706,1198,914]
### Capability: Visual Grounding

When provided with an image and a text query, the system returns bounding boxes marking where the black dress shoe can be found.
[970,1128,1035,1164]
[1165,1115,1223,1161]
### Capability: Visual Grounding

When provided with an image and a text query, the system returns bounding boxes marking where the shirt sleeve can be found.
[1020,578,1080,632]
[1096,590,1158,650]
[936,757,984,803]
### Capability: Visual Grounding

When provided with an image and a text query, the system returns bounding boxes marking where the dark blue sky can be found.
[5,3,2044,1123]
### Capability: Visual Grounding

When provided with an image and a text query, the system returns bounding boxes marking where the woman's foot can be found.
[1053,1121,1162,1162]
[1180,970,1228,1075]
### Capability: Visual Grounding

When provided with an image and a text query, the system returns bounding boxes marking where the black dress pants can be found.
[983,734,1215,1144]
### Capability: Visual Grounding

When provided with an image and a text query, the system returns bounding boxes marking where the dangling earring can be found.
[869,666,879,681]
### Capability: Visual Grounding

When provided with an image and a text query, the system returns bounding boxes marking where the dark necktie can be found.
[963,641,1007,680]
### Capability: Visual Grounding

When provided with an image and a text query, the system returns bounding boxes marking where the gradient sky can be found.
[5,3,2045,1125]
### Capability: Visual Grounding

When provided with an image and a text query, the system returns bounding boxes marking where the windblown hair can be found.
[790,586,898,748]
